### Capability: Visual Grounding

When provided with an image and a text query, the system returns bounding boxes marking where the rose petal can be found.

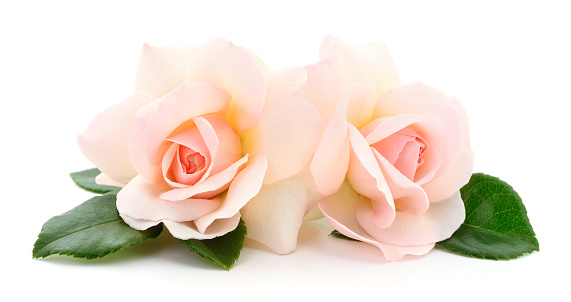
[347,124,395,228]
[159,154,249,201]
[162,213,241,240]
[164,125,211,187]
[421,97,474,202]
[78,92,156,185]
[310,84,367,196]
[135,44,195,98]
[145,83,231,166]
[195,115,241,179]
[241,164,322,254]
[318,181,433,261]
[373,82,462,179]
[120,215,161,231]
[116,175,221,222]
[242,66,321,184]
[356,190,465,247]
[374,150,429,214]
[194,153,268,233]
[95,173,125,187]
[306,35,400,130]
[185,38,265,134]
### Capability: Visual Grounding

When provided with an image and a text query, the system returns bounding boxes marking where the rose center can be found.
[181,152,206,175]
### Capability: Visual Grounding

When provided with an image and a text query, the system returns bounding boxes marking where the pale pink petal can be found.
[120,215,161,231]
[422,97,474,202]
[159,154,249,201]
[347,124,395,228]
[194,153,268,233]
[95,173,125,187]
[318,182,432,261]
[241,165,321,254]
[373,82,462,179]
[195,115,241,179]
[306,35,400,130]
[185,38,265,134]
[78,92,156,185]
[116,175,221,222]
[165,126,211,187]
[134,44,195,98]
[374,150,429,214]
[371,128,416,165]
[356,191,465,247]
[310,84,367,197]
[362,114,444,185]
[407,119,443,185]
[171,145,208,186]
[162,213,241,240]
[129,99,165,184]
[242,66,321,184]
[145,83,231,166]
[361,114,426,145]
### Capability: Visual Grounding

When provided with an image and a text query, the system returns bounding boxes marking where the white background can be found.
[2,0,569,300]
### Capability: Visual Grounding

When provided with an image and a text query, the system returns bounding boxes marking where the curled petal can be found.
[145,83,230,166]
[422,98,474,202]
[194,153,268,233]
[318,182,433,261]
[159,154,249,201]
[78,92,156,185]
[163,214,241,240]
[347,124,395,228]
[374,150,429,214]
[116,175,220,222]
[310,84,367,196]
[356,191,465,247]
[373,82,462,180]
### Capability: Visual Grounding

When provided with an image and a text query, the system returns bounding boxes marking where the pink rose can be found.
[307,36,473,261]
[78,39,321,253]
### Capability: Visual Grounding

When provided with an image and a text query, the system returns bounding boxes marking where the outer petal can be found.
[422,98,474,202]
[78,92,156,185]
[242,66,321,184]
[310,84,367,196]
[185,38,265,134]
[116,175,221,222]
[306,35,400,130]
[241,164,322,254]
[318,182,434,261]
[135,44,195,98]
[347,124,395,228]
[163,214,241,240]
[194,153,268,233]
[356,191,465,247]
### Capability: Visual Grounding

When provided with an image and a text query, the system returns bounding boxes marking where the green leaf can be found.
[70,168,121,194]
[438,173,539,260]
[33,192,163,259]
[179,219,247,270]
[329,230,359,241]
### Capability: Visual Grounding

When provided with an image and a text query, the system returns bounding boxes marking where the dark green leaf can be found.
[438,173,539,260]
[33,192,163,259]
[70,168,120,194]
[179,219,247,270]
[329,230,359,241]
